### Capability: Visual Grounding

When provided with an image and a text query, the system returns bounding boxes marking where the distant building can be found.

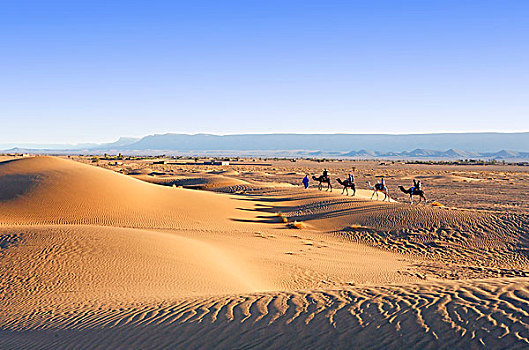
[204,161,230,166]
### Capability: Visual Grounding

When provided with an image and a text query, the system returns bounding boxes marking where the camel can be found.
[312,175,332,191]
[366,181,390,201]
[398,186,427,204]
[336,178,355,196]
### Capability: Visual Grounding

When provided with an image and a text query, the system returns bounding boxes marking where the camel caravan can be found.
[306,169,427,204]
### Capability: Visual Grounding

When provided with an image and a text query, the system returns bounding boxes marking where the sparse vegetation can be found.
[348,224,366,229]
[276,212,289,223]
[405,159,528,166]
[290,221,305,229]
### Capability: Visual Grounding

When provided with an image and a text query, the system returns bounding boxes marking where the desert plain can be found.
[1,155,529,349]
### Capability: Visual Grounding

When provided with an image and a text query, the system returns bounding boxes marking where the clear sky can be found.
[1,0,528,145]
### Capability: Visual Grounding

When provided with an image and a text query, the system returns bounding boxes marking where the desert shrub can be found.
[348,224,364,229]
[291,221,305,229]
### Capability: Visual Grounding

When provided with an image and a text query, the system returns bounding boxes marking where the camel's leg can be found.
[410,194,413,204]
[371,190,376,200]
[352,188,356,197]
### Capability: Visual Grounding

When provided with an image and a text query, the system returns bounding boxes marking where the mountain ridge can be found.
[120,132,529,153]
[3,132,529,160]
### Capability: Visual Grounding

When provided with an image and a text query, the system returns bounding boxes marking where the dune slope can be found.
[0,157,258,229]
[0,225,268,309]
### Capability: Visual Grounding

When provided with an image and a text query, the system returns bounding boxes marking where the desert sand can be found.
[1,155,529,349]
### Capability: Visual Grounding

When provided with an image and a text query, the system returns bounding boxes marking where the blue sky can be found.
[1,1,528,144]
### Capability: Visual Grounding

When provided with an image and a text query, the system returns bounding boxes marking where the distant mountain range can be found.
[3,133,529,160]
[344,148,529,160]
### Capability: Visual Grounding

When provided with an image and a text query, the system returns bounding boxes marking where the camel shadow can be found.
[233,193,329,203]
[231,190,399,226]
[230,216,288,225]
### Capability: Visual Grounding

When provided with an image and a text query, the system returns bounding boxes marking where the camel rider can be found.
[411,179,421,193]
[380,177,385,186]
[322,169,329,180]
[348,173,354,185]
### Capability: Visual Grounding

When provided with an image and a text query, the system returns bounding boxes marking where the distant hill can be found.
[100,137,140,148]
[3,132,529,160]
[117,132,529,153]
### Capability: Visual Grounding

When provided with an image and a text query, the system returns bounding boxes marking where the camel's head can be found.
[398,186,408,193]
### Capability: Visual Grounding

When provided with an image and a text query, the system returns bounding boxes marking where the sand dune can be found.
[236,187,529,277]
[132,172,269,194]
[0,157,261,229]
[2,156,529,348]
[0,226,268,305]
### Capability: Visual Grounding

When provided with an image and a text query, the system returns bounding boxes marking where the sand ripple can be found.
[2,279,529,349]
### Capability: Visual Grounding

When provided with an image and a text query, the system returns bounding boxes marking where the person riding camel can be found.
[322,168,329,180]
[411,179,421,193]
[380,177,385,187]
[348,172,354,185]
